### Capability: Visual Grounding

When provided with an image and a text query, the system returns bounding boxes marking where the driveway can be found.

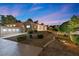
[0,38,42,56]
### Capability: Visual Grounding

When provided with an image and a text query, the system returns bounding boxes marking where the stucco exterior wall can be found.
[37,24,47,31]
[0,26,22,37]
[24,21,47,31]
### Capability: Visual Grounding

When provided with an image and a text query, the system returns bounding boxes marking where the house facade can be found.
[0,23,24,37]
[24,20,47,31]
[5,22,25,32]
[0,26,22,36]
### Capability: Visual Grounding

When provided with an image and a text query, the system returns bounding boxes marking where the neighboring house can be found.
[24,20,47,31]
[5,22,25,32]
[0,25,22,37]
[0,22,24,37]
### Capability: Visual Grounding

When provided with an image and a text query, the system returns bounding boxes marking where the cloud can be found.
[33,4,74,25]
[0,6,10,15]
[28,7,43,12]
[28,4,43,12]
[0,5,20,17]
[60,4,73,12]
[34,11,72,25]
[34,13,71,25]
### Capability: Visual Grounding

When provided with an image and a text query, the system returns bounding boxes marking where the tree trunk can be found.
[69,32,73,42]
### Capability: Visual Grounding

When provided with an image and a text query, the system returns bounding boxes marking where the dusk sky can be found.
[0,3,79,25]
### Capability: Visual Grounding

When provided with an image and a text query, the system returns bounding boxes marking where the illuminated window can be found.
[13,24,16,27]
[3,29,7,32]
[8,29,11,32]
[16,29,20,32]
[26,25,30,28]
[34,26,37,29]
[10,25,12,27]
[13,29,16,32]
[7,25,9,27]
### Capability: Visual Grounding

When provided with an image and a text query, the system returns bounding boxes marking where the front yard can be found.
[39,36,79,56]
[5,31,54,47]
[4,31,79,56]
[72,35,79,45]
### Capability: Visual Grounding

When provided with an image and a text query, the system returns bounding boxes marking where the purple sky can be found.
[0,3,79,25]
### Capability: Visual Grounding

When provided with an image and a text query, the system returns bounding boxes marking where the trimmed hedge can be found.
[29,34,33,39]
[34,30,38,33]
[28,30,33,34]
[72,35,79,44]
[37,34,44,39]
[17,35,27,42]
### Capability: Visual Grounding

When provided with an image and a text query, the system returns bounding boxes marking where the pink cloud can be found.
[33,4,73,25]
[60,4,73,12]
[29,6,43,12]
[28,4,43,12]
[34,12,71,25]
[0,6,10,15]
[0,5,20,17]
[38,18,68,25]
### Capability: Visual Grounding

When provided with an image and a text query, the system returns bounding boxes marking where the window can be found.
[8,29,11,32]
[26,25,31,28]
[13,29,16,32]
[7,25,9,27]
[10,25,12,27]
[16,29,20,32]
[3,29,7,32]
[13,24,16,27]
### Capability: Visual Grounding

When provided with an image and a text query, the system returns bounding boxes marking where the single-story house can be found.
[5,22,25,32]
[0,25,23,37]
[24,20,47,31]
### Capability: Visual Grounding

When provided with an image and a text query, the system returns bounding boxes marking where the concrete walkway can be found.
[1,32,27,39]
[43,37,56,48]
[0,38,42,56]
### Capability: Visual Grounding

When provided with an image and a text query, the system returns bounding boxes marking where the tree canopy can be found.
[1,15,17,24]
[59,15,79,32]
[27,18,33,22]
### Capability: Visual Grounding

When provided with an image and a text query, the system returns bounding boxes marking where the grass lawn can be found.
[72,35,79,44]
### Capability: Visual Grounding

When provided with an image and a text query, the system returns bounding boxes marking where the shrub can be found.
[72,35,79,44]
[34,30,38,33]
[64,34,68,37]
[29,34,33,39]
[37,34,44,39]
[17,35,26,42]
[28,30,33,34]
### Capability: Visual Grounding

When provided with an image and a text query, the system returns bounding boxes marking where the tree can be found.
[27,18,33,22]
[60,15,79,32]
[59,21,70,32]
[0,15,6,24]
[6,15,17,24]
[1,15,17,24]
[16,20,22,23]
[34,20,38,23]
[59,15,79,42]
